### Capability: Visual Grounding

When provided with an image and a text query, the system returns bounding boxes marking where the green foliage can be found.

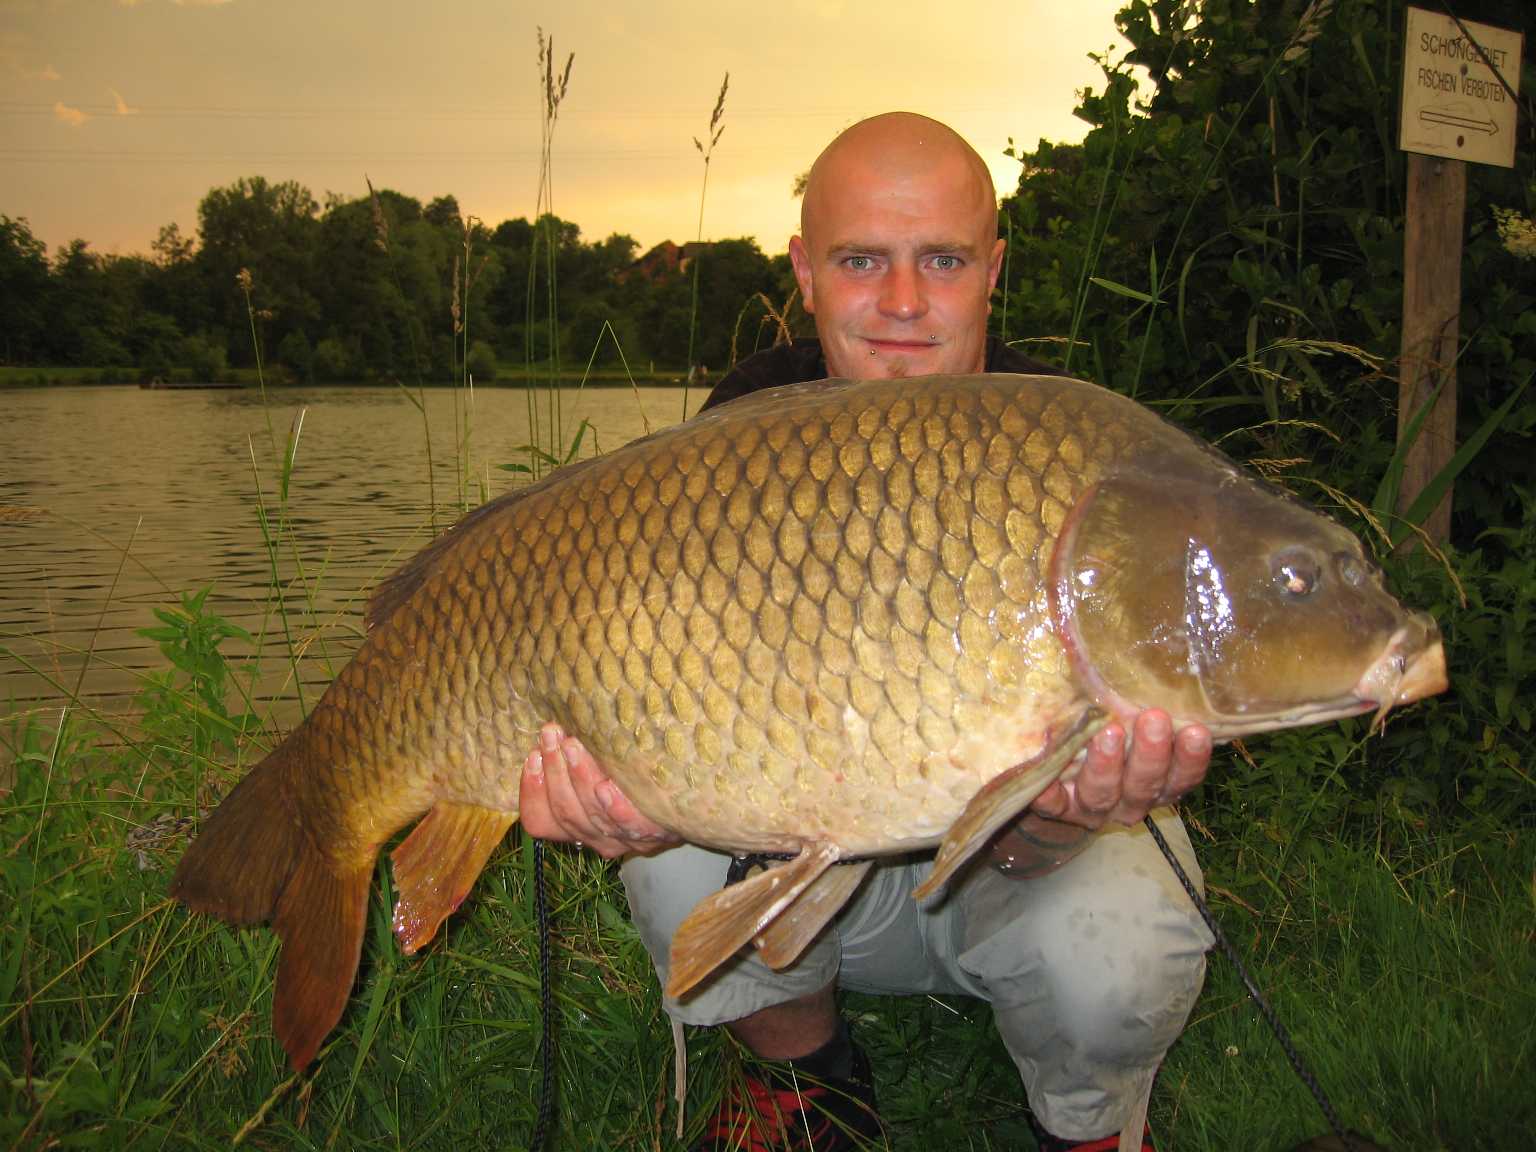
[0,215,51,362]
[1,190,779,385]
[176,332,227,382]
[467,339,498,382]
[133,586,256,765]
[999,0,1533,467]
[312,334,359,382]
[274,328,313,383]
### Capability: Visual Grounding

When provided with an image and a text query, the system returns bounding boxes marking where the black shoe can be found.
[691,1041,885,1151]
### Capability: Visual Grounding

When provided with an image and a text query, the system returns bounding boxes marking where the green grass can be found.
[0,364,690,389]
[2,692,1531,1150]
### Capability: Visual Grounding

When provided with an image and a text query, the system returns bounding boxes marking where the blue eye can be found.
[931,255,959,270]
[846,256,873,271]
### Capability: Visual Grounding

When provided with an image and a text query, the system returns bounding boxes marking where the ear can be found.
[788,235,816,314]
[985,235,1006,294]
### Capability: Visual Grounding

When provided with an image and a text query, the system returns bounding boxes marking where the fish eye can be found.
[1272,548,1320,598]
[1337,553,1368,588]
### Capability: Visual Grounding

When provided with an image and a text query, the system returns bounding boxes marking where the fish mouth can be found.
[1195,617,1447,741]
[1358,615,1448,729]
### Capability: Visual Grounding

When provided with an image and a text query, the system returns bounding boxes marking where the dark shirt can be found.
[700,336,1064,413]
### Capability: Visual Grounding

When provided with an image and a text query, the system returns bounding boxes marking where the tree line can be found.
[0,180,795,383]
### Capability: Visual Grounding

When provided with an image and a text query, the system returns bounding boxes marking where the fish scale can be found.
[172,371,1445,1069]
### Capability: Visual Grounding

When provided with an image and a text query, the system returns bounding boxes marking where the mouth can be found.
[864,337,938,353]
[1197,618,1448,741]
[1357,618,1448,730]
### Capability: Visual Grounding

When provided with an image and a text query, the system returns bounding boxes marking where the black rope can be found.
[527,838,556,1152]
[1143,816,1360,1152]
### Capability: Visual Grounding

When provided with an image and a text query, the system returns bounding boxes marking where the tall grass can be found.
[682,73,729,422]
[522,30,575,481]
[4,680,1530,1148]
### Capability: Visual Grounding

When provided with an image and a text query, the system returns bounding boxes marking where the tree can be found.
[195,176,322,367]
[0,216,51,363]
[424,195,463,231]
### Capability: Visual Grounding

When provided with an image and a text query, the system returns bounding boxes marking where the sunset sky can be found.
[1,0,1135,260]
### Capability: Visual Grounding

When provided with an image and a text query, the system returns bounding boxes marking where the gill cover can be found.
[1053,465,1416,735]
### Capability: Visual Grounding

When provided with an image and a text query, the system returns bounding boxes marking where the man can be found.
[521,112,1214,1152]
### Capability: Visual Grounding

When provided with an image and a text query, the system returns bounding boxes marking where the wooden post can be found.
[1396,153,1465,546]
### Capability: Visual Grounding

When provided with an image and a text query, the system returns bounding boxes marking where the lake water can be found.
[0,383,691,731]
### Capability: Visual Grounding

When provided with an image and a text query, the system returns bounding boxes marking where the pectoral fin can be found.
[666,841,841,999]
[391,801,517,954]
[753,859,873,970]
[912,707,1108,902]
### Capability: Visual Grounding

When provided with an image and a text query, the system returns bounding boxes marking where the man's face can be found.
[788,155,1005,381]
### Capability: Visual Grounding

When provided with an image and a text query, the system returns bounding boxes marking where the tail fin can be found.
[171,741,372,1070]
[171,743,302,924]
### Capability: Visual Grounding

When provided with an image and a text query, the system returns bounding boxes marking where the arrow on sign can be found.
[1420,107,1499,135]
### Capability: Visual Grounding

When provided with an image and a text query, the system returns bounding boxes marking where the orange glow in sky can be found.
[1,0,1134,258]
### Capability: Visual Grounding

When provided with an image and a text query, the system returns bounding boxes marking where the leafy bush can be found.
[177,333,228,382]
[467,339,498,382]
[312,335,358,381]
[133,586,257,765]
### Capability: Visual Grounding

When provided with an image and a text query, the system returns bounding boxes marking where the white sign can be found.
[1400,7,1522,168]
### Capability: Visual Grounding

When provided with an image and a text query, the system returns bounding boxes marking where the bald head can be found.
[800,112,998,248]
[788,112,1006,381]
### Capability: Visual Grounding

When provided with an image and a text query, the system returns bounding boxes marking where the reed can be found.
[681,73,730,421]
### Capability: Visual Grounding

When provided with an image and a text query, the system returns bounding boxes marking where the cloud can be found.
[54,101,89,127]
[109,87,138,115]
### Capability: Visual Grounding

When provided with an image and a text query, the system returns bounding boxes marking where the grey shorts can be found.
[620,809,1213,1139]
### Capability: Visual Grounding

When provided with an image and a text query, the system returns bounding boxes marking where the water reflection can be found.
[0,384,687,728]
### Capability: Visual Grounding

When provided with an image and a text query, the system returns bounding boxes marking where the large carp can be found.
[172,373,1445,1069]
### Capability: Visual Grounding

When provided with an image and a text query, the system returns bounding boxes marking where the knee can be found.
[966,879,1212,1065]
[1036,916,1208,1062]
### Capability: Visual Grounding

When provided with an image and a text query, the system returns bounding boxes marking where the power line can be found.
[0,100,1013,122]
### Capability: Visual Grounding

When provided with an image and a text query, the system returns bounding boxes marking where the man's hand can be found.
[990,710,1211,878]
[1034,709,1211,830]
[519,724,680,859]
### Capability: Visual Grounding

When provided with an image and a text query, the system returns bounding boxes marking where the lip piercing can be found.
[869,348,877,355]
[929,334,938,342]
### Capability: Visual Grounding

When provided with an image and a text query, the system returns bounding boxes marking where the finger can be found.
[594,779,677,844]
[1028,780,1072,820]
[556,734,675,844]
[556,735,623,839]
[538,728,620,842]
[1162,725,1212,804]
[520,747,567,841]
[1073,725,1125,816]
[1120,710,1174,814]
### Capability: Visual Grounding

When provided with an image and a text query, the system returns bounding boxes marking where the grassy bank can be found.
[0,365,695,389]
[2,669,1531,1150]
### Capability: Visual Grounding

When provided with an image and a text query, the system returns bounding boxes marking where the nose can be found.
[878,261,928,321]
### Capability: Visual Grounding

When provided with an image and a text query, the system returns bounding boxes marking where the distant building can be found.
[620,240,713,283]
